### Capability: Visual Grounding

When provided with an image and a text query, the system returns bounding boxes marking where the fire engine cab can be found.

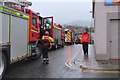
[43,16,64,49]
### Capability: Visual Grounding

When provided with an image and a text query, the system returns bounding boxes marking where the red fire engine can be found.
[64,28,75,45]
[0,1,64,78]
[43,16,64,49]
[0,1,42,78]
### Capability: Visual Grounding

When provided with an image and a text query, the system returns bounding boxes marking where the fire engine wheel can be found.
[35,46,42,59]
[62,41,65,47]
[0,54,7,78]
[53,44,58,50]
[55,45,58,49]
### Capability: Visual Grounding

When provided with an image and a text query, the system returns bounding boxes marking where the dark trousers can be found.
[42,45,49,58]
[82,42,88,55]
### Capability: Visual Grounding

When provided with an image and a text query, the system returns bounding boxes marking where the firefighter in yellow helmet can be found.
[42,31,54,64]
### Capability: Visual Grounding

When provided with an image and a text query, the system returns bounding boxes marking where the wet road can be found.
[3,44,119,78]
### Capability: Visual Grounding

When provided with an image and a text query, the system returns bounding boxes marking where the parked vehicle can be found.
[75,37,81,44]
[0,3,44,77]
[43,17,64,49]
[0,0,65,78]
[64,29,75,45]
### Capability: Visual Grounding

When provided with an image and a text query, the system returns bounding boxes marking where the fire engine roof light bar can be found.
[2,0,32,7]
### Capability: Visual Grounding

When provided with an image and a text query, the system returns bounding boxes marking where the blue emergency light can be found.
[105,0,113,5]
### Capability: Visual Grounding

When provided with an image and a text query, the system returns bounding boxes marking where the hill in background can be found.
[67,20,91,27]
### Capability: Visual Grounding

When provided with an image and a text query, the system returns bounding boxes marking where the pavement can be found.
[69,45,120,72]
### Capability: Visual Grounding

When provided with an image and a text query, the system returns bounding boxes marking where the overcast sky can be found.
[30,0,92,25]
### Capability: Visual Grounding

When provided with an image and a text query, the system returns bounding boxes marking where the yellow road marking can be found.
[65,62,72,69]
[95,70,120,74]
[80,67,120,74]
[65,52,79,69]
[80,69,120,74]
[69,53,78,67]
[65,57,73,68]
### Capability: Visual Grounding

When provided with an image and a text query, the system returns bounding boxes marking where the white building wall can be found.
[94,1,119,60]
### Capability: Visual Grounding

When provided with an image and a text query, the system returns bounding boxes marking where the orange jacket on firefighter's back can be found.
[81,33,90,43]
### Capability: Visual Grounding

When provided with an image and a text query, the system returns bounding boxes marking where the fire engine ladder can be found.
[1,0,32,8]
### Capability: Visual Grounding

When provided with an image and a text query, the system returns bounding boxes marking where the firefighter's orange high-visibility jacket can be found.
[81,33,90,43]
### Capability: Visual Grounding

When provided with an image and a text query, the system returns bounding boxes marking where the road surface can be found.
[3,44,119,78]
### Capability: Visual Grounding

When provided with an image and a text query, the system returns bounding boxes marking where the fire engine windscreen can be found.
[32,13,37,28]
[43,18,52,32]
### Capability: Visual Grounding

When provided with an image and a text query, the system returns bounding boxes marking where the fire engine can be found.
[0,0,65,78]
[64,28,75,45]
[43,16,64,49]
[0,0,42,78]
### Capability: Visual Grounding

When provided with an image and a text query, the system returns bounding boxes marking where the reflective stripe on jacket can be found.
[42,36,54,43]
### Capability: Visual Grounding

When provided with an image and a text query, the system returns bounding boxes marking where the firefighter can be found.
[42,31,54,64]
[81,29,90,56]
